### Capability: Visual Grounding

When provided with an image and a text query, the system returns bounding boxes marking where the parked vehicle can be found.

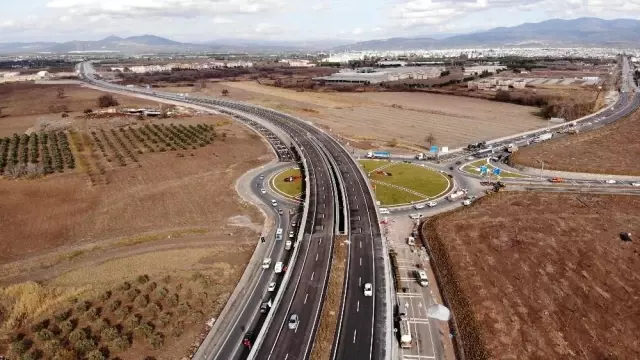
[366,151,391,159]
[260,298,272,313]
[506,143,519,153]
[408,213,422,220]
[289,231,295,239]
[288,314,299,330]
[533,133,553,143]
[406,237,415,246]
[364,283,373,296]
[285,240,292,250]
[605,179,617,184]
[426,201,438,207]
[274,262,283,273]
[379,208,390,215]
[262,258,271,269]
[413,203,425,210]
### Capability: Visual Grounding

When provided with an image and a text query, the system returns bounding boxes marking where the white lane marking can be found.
[284,354,289,360]
[353,330,357,343]
[311,272,315,281]
[357,301,360,312]
[316,253,319,261]
[359,257,362,266]
[359,241,362,249]
[304,293,308,304]
[359,277,361,286]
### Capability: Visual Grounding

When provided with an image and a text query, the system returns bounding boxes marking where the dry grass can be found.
[114,228,208,247]
[310,235,347,360]
[512,108,640,176]
[423,192,640,360]
[163,81,548,149]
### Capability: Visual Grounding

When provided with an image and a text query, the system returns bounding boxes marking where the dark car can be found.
[243,331,254,348]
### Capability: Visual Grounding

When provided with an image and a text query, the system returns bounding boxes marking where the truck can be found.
[366,151,391,159]
[398,313,412,348]
[447,189,468,201]
[506,143,518,153]
[533,133,553,142]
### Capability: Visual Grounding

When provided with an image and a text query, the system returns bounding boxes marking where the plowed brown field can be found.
[423,192,640,360]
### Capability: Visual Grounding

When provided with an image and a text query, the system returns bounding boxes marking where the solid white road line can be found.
[316,253,319,261]
[304,293,308,304]
[353,330,357,343]
[284,354,289,360]
[360,257,362,266]
[357,301,360,312]
[359,277,361,286]
[311,272,315,281]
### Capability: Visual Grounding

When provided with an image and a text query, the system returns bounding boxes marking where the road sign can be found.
[493,168,502,176]
[480,165,488,174]
[429,145,439,153]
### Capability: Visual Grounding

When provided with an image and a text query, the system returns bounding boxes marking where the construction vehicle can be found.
[506,143,518,153]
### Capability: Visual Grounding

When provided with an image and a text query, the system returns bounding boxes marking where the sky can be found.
[1,0,640,43]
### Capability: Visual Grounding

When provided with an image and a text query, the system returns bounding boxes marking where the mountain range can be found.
[1,18,639,54]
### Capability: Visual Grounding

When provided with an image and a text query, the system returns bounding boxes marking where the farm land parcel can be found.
[423,192,640,360]
[163,81,549,150]
[0,83,271,359]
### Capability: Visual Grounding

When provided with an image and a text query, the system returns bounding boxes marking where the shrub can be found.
[85,307,100,321]
[137,274,150,284]
[107,299,122,312]
[118,282,131,291]
[74,338,96,354]
[126,314,142,328]
[11,338,30,355]
[169,294,179,307]
[109,335,131,352]
[145,281,157,293]
[54,310,71,322]
[86,349,106,360]
[136,323,154,339]
[156,287,169,298]
[158,311,172,326]
[51,349,75,360]
[134,294,149,308]
[126,288,141,301]
[42,339,62,354]
[115,305,131,319]
[96,318,111,332]
[60,319,76,333]
[68,329,86,344]
[76,300,91,313]
[97,94,119,108]
[171,326,183,338]
[84,109,93,114]
[36,328,54,341]
[31,319,49,333]
[20,350,38,360]
[101,326,120,342]
[148,332,164,349]
[177,304,189,316]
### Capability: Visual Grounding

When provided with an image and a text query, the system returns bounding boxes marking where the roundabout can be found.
[359,160,452,207]
[270,167,303,201]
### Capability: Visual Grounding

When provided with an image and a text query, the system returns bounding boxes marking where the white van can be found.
[274,262,283,273]
[285,240,292,250]
[379,208,390,215]
[262,258,271,269]
[275,228,283,241]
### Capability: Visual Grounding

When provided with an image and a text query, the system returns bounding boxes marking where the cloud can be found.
[311,2,329,10]
[254,22,285,34]
[352,27,363,35]
[212,16,234,24]
[46,0,288,19]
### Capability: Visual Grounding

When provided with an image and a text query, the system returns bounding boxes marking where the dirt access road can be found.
[163,81,547,151]
[423,192,640,360]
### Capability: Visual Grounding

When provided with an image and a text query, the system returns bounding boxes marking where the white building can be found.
[315,66,444,84]
[464,65,506,76]
[37,71,50,78]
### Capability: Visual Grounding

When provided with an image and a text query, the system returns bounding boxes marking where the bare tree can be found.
[97,94,119,108]
[425,133,436,148]
[221,89,229,96]
[56,87,65,99]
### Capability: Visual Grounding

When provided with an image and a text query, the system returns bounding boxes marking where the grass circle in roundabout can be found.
[271,167,303,200]
[359,160,451,207]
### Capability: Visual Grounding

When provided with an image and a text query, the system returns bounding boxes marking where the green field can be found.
[272,167,303,198]
[369,163,450,197]
[462,159,525,178]
[373,183,425,206]
[359,161,451,206]
[359,159,391,173]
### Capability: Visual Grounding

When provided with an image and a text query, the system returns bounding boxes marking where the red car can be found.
[243,331,254,348]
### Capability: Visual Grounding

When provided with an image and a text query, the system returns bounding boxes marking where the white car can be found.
[262,258,271,269]
[259,175,265,180]
[605,180,617,184]
[288,314,299,330]
[260,188,267,194]
[363,283,373,297]
[413,203,425,210]
[408,213,422,220]
[274,262,283,273]
[462,199,473,206]
[426,201,438,207]
[268,282,277,292]
[271,200,278,207]
[632,183,640,187]
[289,231,295,239]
